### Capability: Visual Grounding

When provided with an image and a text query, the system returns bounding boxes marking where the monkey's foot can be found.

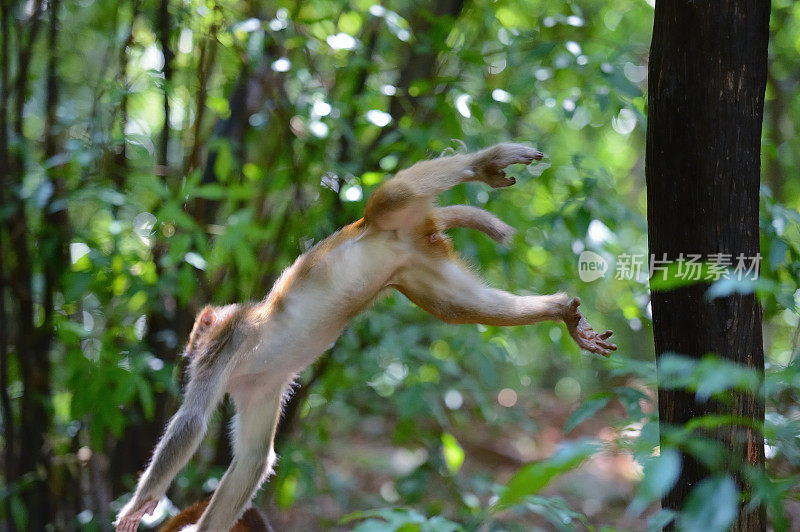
[486,218,516,245]
[116,498,158,532]
[565,297,616,357]
[474,143,544,188]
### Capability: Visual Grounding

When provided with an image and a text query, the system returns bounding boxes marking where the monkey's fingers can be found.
[582,337,615,357]
[142,499,158,515]
[596,330,616,352]
[596,340,617,354]
[597,336,617,349]
[116,500,158,532]
[571,316,617,356]
[116,516,137,532]
[484,174,517,188]
[117,514,141,532]
[476,144,544,188]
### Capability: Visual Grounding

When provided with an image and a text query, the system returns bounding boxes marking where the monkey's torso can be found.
[223,219,430,391]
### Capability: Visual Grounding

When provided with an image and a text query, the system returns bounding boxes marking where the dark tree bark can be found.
[8,1,54,528]
[0,0,17,529]
[646,1,769,529]
[157,0,173,169]
[39,0,69,527]
[111,0,139,189]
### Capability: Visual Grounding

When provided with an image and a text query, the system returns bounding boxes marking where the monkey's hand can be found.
[564,297,616,357]
[472,143,544,188]
[115,498,158,532]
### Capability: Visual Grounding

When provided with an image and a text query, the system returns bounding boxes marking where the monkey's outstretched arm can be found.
[365,143,542,231]
[195,385,286,531]
[115,363,229,532]
[434,205,515,244]
[394,258,616,356]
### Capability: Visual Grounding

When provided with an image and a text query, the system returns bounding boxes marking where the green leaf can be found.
[213,142,234,182]
[11,492,28,530]
[276,471,298,509]
[342,508,462,532]
[705,277,775,300]
[629,448,681,515]
[768,238,787,271]
[678,476,739,532]
[564,393,612,433]
[646,509,676,531]
[194,183,229,200]
[136,374,155,419]
[613,386,649,418]
[525,495,589,531]
[492,440,599,512]
[441,432,464,474]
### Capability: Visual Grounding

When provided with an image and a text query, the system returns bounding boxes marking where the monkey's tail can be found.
[191,310,243,368]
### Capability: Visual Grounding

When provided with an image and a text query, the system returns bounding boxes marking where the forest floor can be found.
[264,390,655,531]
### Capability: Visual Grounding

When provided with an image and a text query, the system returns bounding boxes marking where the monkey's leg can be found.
[394,258,616,356]
[434,205,515,244]
[398,143,543,195]
[365,144,542,230]
[195,383,286,531]
[116,365,229,532]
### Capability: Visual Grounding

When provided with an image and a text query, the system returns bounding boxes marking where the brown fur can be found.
[190,305,248,370]
[293,217,367,280]
[160,499,273,532]
[414,214,454,258]
[433,205,515,244]
[183,306,216,358]
[363,180,414,227]
[265,218,369,313]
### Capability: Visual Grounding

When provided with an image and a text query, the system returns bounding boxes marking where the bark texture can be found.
[646,1,769,529]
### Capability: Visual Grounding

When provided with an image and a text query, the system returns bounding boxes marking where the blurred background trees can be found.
[0,0,798,530]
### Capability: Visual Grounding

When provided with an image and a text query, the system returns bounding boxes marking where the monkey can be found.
[182,304,240,359]
[160,499,273,532]
[115,143,616,532]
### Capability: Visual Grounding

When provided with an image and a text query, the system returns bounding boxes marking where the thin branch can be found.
[12,0,43,135]
[157,0,173,170]
[186,24,219,173]
[0,5,19,528]
[112,0,140,188]
[0,5,16,525]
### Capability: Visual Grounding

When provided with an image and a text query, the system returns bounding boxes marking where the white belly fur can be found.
[233,231,407,382]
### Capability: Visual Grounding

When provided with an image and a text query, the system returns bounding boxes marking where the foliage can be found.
[1,0,799,530]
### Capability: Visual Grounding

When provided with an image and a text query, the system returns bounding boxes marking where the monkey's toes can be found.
[485,174,517,188]
[488,221,516,245]
[503,146,543,166]
[496,224,516,244]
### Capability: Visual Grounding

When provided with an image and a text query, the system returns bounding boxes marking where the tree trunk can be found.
[0,0,17,528]
[646,1,769,529]
[157,0,173,169]
[9,1,54,528]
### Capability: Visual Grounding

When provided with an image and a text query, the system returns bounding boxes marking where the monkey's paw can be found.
[475,143,544,188]
[487,218,516,245]
[115,498,158,532]
[564,297,616,357]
